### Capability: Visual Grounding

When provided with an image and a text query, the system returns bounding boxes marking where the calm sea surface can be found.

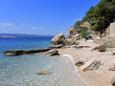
[0,37,86,86]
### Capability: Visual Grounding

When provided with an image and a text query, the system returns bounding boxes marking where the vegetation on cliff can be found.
[74,0,115,34]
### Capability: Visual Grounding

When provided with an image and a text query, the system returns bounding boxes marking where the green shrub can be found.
[74,0,115,35]
[79,27,91,39]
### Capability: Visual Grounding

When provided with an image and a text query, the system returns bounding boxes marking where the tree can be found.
[74,0,115,34]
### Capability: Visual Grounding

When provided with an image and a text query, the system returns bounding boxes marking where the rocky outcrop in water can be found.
[4,48,51,56]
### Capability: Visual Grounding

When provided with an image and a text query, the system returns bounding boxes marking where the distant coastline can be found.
[0,33,53,39]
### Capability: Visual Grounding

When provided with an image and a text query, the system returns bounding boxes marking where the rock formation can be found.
[75,60,85,67]
[93,45,107,52]
[94,22,115,48]
[81,59,102,72]
[64,27,80,45]
[4,48,51,56]
[109,65,115,71]
[68,27,78,38]
[46,49,59,56]
[51,33,65,45]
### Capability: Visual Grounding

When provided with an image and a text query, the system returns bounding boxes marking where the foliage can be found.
[74,0,115,34]
[79,27,91,39]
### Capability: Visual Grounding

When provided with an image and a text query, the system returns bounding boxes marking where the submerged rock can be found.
[46,49,59,56]
[36,70,52,75]
[51,33,65,45]
[4,48,51,56]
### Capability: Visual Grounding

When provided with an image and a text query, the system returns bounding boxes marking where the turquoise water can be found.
[0,38,86,86]
[0,38,50,58]
[0,38,50,53]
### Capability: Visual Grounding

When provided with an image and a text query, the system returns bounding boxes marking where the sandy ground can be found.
[58,40,115,86]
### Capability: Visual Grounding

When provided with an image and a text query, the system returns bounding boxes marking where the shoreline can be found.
[61,53,89,86]
[57,40,115,86]
[1,37,115,86]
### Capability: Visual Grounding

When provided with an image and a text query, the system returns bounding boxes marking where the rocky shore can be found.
[58,40,115,86]
[3,22,115,86]
[49,22,115,86]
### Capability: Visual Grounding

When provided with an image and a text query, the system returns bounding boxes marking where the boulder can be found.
[64,38,79,45]
[65,27,81,45]
[81,59,102,72]
[105,22,115,36]
[75,60,85,67]
[109,65,115,71]
[93,45,106,52]
[94,22,115,48]
[51,33,65,45]
[68,27,78,37]
[46,50,59,56]
[94,35,115,48]
[92,46,100,51]
[98,45,107,52]
[66,27,81,45]
[111,76,115,86]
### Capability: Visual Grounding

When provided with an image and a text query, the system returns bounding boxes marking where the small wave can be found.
[61,54,77,71]
[61,54,89,86]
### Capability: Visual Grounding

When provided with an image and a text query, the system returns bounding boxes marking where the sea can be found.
[0,36,86,86]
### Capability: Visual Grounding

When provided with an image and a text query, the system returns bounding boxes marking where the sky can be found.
[0,0,100,35]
